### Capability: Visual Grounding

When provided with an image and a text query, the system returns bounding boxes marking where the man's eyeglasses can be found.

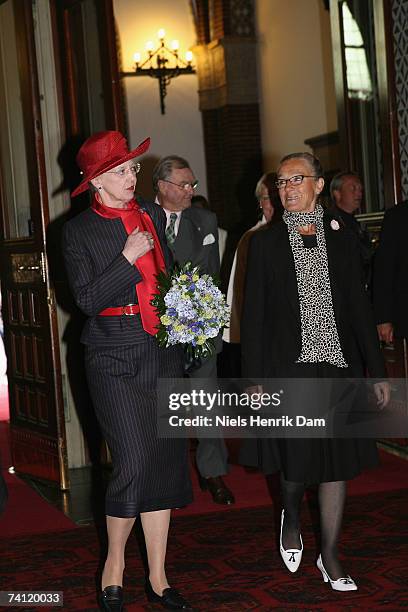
[275,174,318,189]
[162,179,199,192]
[106,163,141,178]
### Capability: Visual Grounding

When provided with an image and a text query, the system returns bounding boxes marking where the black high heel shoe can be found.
[100,585,124,612]
[145,580,193,610]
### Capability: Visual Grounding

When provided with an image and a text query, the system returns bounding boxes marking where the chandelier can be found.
[120,29,196,115]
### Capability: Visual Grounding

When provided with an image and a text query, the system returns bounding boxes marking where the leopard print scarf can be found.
[283,204,348,368]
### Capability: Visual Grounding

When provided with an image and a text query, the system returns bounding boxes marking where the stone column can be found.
[193,0,263,248]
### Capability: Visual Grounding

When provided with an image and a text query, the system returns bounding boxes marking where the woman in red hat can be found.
[63,131,193,611]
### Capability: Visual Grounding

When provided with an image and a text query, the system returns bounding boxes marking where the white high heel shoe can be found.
[316,554,358,591]
[279,509,303,573]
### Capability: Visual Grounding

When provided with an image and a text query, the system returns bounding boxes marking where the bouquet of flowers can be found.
[152,262,230,359]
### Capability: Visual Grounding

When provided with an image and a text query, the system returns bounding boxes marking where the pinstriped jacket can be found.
[62,198,171,347]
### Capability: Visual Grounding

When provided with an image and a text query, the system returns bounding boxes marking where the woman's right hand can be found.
[122,227,154,264]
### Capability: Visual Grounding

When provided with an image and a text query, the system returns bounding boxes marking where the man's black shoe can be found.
[200,475,235,505]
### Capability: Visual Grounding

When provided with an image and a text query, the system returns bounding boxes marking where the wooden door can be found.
[329,0,399,211]
[53,0,125,139]
[0,0,68,487]
[50,0,124,467]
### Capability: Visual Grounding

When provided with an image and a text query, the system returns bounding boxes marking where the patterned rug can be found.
[1,488,407,611]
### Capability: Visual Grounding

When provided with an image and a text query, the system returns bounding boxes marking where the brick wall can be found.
[209,0,230,39]
[193,0,262,287]
[202,104,262,232]
[202,103,262,290]
[195,0,210,44]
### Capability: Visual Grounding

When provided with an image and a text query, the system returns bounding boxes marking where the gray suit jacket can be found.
[168,205,222,354]
[169,206,220,277]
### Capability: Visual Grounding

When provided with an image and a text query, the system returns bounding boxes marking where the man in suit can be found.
[191,195,228,268]
[330,171,373,286]
[373,201,408,343]
[153,155,235,505]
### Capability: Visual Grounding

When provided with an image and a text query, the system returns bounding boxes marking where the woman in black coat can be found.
[63,131,192,611]
[241,152,389,591]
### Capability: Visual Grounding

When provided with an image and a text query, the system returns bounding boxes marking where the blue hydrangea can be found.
[157,264,230,349]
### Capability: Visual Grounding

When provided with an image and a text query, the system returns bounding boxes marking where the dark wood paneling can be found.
[0,3,69,488]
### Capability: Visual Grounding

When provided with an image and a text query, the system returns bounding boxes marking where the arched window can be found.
[342,3,372,101]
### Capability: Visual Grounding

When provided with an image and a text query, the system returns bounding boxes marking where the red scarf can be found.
[91,195,165,335]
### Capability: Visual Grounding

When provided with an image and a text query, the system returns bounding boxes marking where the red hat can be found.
[71,130,150,197]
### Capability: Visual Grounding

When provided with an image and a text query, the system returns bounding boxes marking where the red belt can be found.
[99,304,140,316]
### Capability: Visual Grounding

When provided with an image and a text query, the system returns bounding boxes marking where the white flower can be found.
[330,219,340,231]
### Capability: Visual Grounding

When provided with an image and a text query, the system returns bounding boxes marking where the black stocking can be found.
[318,480,347,579]
[280,474,305,549]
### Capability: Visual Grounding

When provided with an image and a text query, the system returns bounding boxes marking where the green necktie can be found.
[165,212,178,245]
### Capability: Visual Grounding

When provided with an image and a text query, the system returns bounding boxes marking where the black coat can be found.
[241,218,386,379]
[373,202,408,338]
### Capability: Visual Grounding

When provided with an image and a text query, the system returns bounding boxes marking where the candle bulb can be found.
[125,32,196,114]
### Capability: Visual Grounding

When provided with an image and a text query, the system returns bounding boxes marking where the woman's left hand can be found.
[373,381,391,408]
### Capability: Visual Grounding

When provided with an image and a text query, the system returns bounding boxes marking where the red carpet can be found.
[0,419,407,609]
[0,422,76,536]
[0,488,407,610]
[0,382,8,421]
[1,417,407,536]
[177,442,408,517]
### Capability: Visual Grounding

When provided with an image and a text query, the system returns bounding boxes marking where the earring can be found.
[98,186,102,191]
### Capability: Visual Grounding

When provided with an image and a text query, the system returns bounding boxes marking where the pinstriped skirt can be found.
[85,338,192,517]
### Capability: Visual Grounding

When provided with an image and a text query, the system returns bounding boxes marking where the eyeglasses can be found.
[162,179,199,191]
[275,174,318,189]
[105,163,141,178]
[258,195,271,202]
